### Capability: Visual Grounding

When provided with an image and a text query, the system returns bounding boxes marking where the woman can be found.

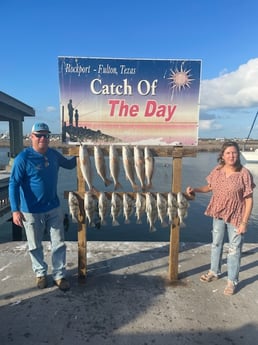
[186,141,255,296]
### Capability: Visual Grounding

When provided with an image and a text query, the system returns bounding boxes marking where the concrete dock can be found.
[0,241,258,344]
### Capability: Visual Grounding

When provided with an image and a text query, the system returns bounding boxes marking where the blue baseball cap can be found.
[31,122,51,133]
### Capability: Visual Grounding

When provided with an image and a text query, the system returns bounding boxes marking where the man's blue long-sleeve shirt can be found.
[9,147,76,213]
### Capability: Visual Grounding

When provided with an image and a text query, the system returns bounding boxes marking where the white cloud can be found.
[218,68,228,76]
[199,120,223,131]
[46,106,56,112]
[201,58,258,110]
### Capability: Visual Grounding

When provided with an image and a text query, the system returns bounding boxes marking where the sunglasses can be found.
[44,156,49,167]
[33,133,50,139]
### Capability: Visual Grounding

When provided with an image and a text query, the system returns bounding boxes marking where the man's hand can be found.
[12,211,25,227]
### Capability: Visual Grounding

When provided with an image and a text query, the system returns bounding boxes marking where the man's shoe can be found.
[36,276,48,289]
[54,278,70,291]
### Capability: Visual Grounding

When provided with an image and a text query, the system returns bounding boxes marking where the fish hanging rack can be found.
[63,144,196,158]
[63,144,197,282]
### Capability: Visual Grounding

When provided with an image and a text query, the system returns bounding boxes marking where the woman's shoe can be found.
[200,271,219,282]
[224,282,235,296]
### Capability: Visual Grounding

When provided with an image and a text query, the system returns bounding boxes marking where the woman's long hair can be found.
[217,141,242,171]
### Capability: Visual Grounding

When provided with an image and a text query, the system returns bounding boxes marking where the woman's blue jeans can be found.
[210,218,244,285]
[23,207,67,281]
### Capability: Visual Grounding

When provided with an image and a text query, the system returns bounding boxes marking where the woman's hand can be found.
[186,186,195,198]
[237,222,247,234]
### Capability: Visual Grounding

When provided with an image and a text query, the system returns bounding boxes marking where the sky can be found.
[1,0,258,139]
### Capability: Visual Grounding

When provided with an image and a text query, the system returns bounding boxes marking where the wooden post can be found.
[168,150,183,281]
[78,222,87,281]
[76,157,87,281]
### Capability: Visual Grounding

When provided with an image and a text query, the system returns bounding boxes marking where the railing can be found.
[0,174,23,240]
[0,175,11,223]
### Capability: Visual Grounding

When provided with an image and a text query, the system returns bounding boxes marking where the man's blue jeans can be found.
[23,207,67,281]
[210,218,244,285]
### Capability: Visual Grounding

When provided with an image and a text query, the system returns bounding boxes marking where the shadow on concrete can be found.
[87,244,171,276]
[1,242,258,344]
[1,271,258,344]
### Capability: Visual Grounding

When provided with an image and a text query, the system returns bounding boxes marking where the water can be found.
[57,151,258,243]
[0,149,9,168]
[1,148,258,243]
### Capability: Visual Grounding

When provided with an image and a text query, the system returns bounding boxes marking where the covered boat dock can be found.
[0,91,35,237]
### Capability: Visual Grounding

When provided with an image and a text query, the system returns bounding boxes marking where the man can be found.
[67,99,74,126]
[9,122,76,291]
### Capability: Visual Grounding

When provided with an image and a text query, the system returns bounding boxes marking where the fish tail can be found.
[71,217,78,223]
[112,219,120,226]
[168,217,173,225]
[87,221,94,227]
[132,183,139,192]
[141,184,146,192]
[104,178,113,187]
[114,182,123,190]
[101,219,107,226]
[179,220,186,227]
[145,182,152,190]
[86,182,93,191]
[136,217,142,224]
[149,225,157,233]
[124,219,131,224]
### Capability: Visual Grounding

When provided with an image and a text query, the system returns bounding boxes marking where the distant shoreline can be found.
[0,139,257,152]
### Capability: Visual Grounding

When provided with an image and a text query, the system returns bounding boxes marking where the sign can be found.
[58,57,201,145]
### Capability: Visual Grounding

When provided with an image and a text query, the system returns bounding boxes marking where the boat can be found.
[240,149,258,163]
[240,110,258,163]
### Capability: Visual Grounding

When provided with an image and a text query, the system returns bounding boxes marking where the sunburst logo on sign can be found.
[168,65,194,100]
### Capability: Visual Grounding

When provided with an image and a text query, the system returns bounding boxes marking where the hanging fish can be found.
[157,193,168,227]
[68,191,80,223]
[134,146,146,190]
[98,192,109,226]
[144,147,154,190]
[94,146,113,187]
[135,192,146,224]
[84,191,96,227]
[167,192,178,225]
[79,144,94,191]
[123,193,135,224]
[145,192,158,232]
[177,192,189,227]
[122,146,138,191]
[111,192,123,226]
[109,145,122,190]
